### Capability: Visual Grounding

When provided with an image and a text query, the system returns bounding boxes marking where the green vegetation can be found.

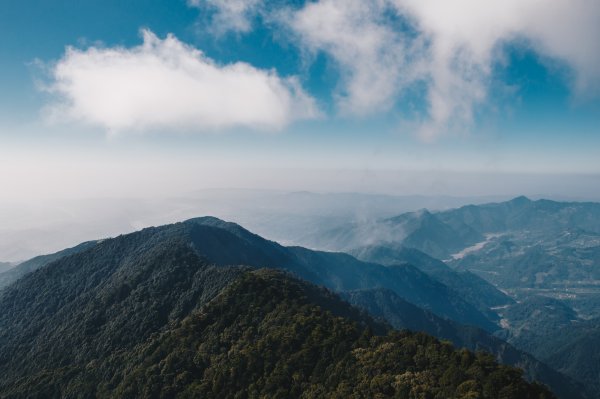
[2,270,554,398]
[545,319,600,395]
[344,288,586,399]
[184,218,496,331]
[0,215,585,398]
[0,235,246,393]
[497,299,600,396]
[0,240,97,290]
[349,245,513,317]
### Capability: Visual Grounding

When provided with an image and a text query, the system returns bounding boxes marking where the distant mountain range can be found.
[298,207,483,259]
[0,191,513,263]
[0,215,590,398]
[303,196,600,259]
[299,196,600,395]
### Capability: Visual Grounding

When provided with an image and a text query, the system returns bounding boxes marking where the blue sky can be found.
[1,0,599,200]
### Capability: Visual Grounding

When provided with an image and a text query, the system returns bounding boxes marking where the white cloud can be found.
[281,0,600,139]
[393,0,600,139]
[282,0,425,116]
[45,29,318,133]
[188,0,263,34]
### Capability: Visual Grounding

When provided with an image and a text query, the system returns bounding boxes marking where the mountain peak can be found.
[184,215,228,226]
[183,216,254,238]
[509,195,532,204]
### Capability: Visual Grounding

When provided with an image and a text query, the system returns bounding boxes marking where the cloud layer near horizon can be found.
[45,30,318,133]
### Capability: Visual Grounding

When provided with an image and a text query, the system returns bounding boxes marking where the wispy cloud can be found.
[277,0,600,139]
[44,29,318,134]
[43,1,600,139]
[188,0,263,34]
[393,0,600,139]
[281,0,425,116]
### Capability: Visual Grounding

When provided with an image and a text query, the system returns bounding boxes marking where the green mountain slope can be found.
[0,240,98,290]
[496,296,579,357]
[496,302,600,396]
[7,217,493,331]
[545,323,600,395]
[1,269,555,399]
[0,235,246,387]
[0,262,13,274]
[183,217,495,330]
[343,288,587,399]
[349,245,513,318]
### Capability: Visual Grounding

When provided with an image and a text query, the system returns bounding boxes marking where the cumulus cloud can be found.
[280,0,600,139]
[45,29,318,133]
[188,0,263,34]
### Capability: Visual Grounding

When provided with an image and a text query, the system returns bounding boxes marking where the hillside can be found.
[1,268,555,398]
[343,288,586,399]
[0,216,588,397]
[0,240,98,290]
[311,197,600,397]
[0,262,13,274]
[0,236,246,388]
[349,245,513,318]
[495,301,600,395]
[545,321,600,395]
[3,217,495,331]
[496,296,580,357]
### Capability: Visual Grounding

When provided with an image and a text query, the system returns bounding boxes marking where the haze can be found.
[1,0,599,260]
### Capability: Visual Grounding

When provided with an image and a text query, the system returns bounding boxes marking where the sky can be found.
[1,0,600,202]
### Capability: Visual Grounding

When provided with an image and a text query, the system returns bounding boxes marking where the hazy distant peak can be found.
[385,208,433,224]
[509,195,532,205]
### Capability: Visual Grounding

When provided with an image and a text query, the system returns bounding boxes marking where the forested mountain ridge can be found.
[493,296,600,395]
[343,288,586,399]
[0,236,246,388]
[1,216,495,331]
[349,244,513,319]
[0,215,589,398]
[0,240,98,290]
[1,268,556,398]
